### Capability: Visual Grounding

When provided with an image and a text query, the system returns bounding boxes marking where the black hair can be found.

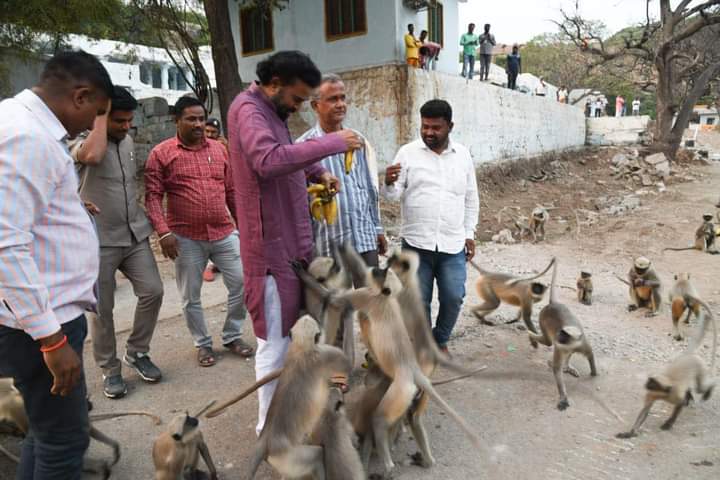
[420,99,452,124]
[408,24,414,30]
[419,46,430,56]
[173,96,206,119]
[484,23,491,29]
[206,118,221,128]
[256,51,322,88]
[40,50,113,97]
[110,86,137,112]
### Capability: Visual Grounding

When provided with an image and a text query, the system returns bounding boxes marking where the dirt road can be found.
[2,154,719,479]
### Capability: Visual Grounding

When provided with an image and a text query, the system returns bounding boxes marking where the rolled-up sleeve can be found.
[0,133,60,339]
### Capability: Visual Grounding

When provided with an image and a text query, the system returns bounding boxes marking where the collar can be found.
[314,122,345,137]
[16,89,69,142]
[419,138,457,155]
[175,134,208,151]
[249,82,279,116]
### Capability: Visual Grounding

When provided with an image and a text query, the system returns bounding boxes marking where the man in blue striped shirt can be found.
[298,74,386,277]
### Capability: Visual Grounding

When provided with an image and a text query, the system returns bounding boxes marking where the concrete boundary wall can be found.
[586,116,650,146]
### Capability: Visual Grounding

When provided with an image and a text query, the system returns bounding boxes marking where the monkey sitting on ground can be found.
[152,402,218,480]
[668,273,706,341]
[617,292,717,438]
[469,258,556,333]
[529,206,549,242]
[576,271,593,306]
[663,213,719,254]
[214,315,351,479]
[295,253,481,477]
[309,386,364,480]
[0,377,160,478]
[528,259,598,410]
[616,257,662,317]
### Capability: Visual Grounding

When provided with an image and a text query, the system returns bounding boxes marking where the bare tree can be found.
[557,0,720,159]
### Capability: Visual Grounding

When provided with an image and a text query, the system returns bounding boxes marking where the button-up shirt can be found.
[297,125,382,256]
[144,136,237,242]
[0,90,99,339]
[382,139,479,254]
[69,133,153,247]
[460,33,479,56]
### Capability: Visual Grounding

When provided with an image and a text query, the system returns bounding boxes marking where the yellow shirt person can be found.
[404,24,421,67]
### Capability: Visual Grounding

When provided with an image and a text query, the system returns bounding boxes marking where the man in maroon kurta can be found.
[228,51,360,433]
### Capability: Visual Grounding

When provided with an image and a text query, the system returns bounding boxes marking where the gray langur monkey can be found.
[529,206,549,242]
[294,253,481,477]
[617,294,717,438]
[469,258,556,333]
[152,402,218,480]
[528,259,598,410]
[616,256,662,316]
[240,315,352,479]
[309,386,364,480]
[576,271,593,306]
[663,213,719,254]
[668,273,705,341]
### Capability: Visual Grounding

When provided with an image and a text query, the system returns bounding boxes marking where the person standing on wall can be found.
[298,73,387,276]
[615,95,625,117]
[0,50,112,479]
[557,85,569,103]
[460,23,479,79]
[69,86,164,399]
[506,44,521,90]
[383,100,479,355]
[478,23,496,81]
[144,96,254,368]
[419,30,441,71]
[404,24,422,68]
[632,97,641,116]
[535,77,547,97]
[227,51,362,434]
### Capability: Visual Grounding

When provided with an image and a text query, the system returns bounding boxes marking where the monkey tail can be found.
[89,411,162,426]
[432,366,488,386]
[193,400,217,419]
[613,274,632,287]
[414,373,481,448]
[206,369,283,418]
[548,257,559,304]
[688,297,718,372]
[662,247,697,252]
[468,259,487,275]
[505,257,556,286]
[0,444,19,464]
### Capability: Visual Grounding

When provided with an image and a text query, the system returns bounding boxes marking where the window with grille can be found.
[325,0,367,41]
[428,2,444,46]
[240,7,274,55]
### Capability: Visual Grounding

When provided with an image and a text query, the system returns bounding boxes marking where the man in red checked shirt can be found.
[144,97,253,367]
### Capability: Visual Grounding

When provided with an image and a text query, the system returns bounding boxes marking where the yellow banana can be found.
[310,198,325,221]
[344,150,354,174]
[323,197,338,225]
[307,183,327,195]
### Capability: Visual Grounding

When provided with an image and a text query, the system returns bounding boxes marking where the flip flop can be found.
[197,347,216,367]
[223,338,255,358]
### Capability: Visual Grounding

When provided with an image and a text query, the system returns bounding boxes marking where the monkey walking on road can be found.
[668,273,706,341]
[529,206,549,242]
[576,271,593,306]
[152,401,218,480]
[663,213,719,254]
[616,257,662,316]
[469,258,556,333]
[617,290,717,438]
[528,259,598,411]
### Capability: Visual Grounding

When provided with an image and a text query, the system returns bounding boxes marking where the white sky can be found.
[458,0,695,44]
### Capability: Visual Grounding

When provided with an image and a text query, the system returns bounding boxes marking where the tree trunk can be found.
[652,52,677,158]
[204,0,243,133]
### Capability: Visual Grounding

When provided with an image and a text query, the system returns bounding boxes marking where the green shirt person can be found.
[460,23,479,79]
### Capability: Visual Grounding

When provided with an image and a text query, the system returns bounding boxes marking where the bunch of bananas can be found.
[307,183,338,225]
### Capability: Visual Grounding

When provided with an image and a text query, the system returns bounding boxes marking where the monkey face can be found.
[580,271,591,279]
[634,266,649,276]
[308,256,336,285]
[168,413,199,441]
[530,282,547,300]
[675,272,690,282]
[368,267,402,297]
[702,214,713,222]
[387,250,419,283]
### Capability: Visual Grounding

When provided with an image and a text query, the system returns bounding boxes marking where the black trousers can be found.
[507,71,519,90]
[0,315,90,480]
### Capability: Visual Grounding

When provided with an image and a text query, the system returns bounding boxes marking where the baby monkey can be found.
[576,271,593,306]
[663,213,719,254]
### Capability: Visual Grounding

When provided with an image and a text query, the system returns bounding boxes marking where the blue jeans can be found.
[462,54,475,79]
[0,316,90,480]
[402,241,467,346]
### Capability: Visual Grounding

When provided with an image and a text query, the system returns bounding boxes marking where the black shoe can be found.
[123,352,162,383]
[103,374,127,399]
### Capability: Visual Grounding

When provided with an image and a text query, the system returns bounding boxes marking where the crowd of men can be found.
[0,49,478,478]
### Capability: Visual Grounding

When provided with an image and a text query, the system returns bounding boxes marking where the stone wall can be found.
[586,116,651,146]
[292,64,587,166]
[132,97,176,168]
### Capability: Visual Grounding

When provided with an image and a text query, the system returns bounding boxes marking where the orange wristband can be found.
[40,335,68,353]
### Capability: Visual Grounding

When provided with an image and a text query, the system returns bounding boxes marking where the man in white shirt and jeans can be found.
[383,99,479,353]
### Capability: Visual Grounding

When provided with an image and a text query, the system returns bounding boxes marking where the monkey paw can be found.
[564,366,580,378]
[627,305,638,312]
[660,422,674,431]
[645,311,659,318]
[530,338,539,349]
[616,431,636,439]
[557,399,570,411]
[673,334,683,341]
[410,452,435,468]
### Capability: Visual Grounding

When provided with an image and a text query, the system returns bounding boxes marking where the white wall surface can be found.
[586,116,650,146]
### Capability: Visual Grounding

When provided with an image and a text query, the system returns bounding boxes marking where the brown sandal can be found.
[223,338,255,358]
[197,347,216,367]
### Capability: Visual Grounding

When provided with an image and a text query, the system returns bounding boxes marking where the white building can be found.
[228,0,465,76]
[693,106,719,127]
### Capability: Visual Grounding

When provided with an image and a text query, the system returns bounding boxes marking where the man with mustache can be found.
[383,100,479,355]
[144,96,253,368]
[227,51,361,434]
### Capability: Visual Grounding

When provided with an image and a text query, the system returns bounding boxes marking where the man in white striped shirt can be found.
[0,51,113,479]
[298,73,386,276]
[383,99,479,354]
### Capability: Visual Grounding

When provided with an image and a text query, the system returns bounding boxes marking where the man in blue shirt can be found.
[506,44,522,90]
[298,73,386,278]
